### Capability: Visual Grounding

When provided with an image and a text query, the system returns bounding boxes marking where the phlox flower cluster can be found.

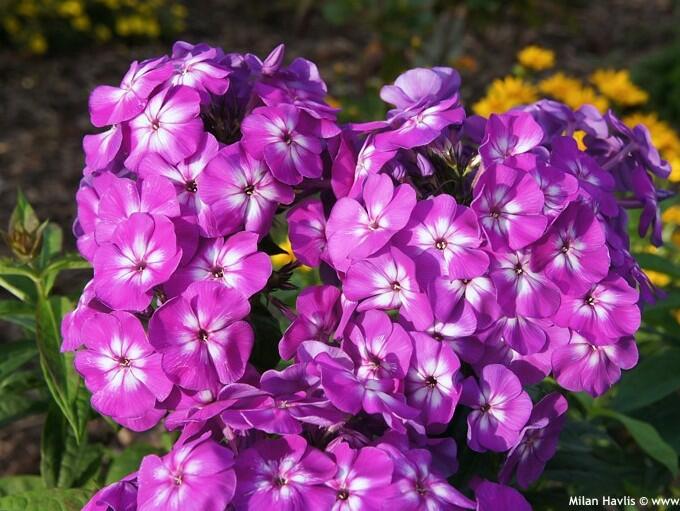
[64,42,670,511]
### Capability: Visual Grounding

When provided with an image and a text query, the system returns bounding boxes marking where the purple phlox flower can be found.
[165,232,271,298]
[280,284,341,359]
[149,281,253,390]
[460,364,532,452]
[94,174,181,245]
[629,163,664,246]
[170,45,230,98]
[373,67,465,150]
[233,435,336,510]
[61,279,109,352]
[138,133,220,233]
[89,57,172,127]
[348,135,396,198]
[471,164,547,252]
[83,474,138,511]
[343,309,413,381]
[479,112,544,165]
[241,104,325,185]
[396,193,489,281]
[471,479,532,511]
[521,99,574,143]
[421,278,477,349]
[605,111,671,178]
[126,85,204,169]
[405,332,461,429]
[381,446,475,511]
[138,433,236,511]
[549,137,618,216]
[75,172,121,261]
[83,123,125,171]
[531,201,610,294]
[575,104,608,138]
[325,442,395,510]
[93,212,182,311]
[74,311,172,423]
[439,275,500,331]
[343,246,433,330]
[287,197,329,267]
[552,332,638,396]
[328,130,359,199]
[490,249,561,320]
[326,173,416,270]
[316,351,419,431]
[480,314,552,358]
[500,392,568,488]
[199,142,294,237]
[530,161,579,218]
[554,272,640,341]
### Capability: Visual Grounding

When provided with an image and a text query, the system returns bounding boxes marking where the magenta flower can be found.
[500,392,568,488]
[554,272,640,341]
[280,285,341,360]
[532,202,610,294]
[233,435,336,510]
[327,174,416,269]
[531,162,579,218]
[199,142,294,237]
[82,476,138,511]
[241,104,325,185]
[89,57,172,127]
[325,442,395,510]
[479,112,544,165]
[287,198,329,267]
[397,194,489,280]
[440,275,500,330]
[490,250,561,319]
[126,85,204,169]
[423,278,478,344]
[471,164,547,252]
[83,124,124,171]
[93,213,182,311]
[472,480,532,511]
[343,310,413,381]
[170,45,230,97]
[138,433,236,511]
[405,333,461,428]
[75,311,172,421]
[382,446,475,511]
[344,246,433,330]
[461,364,532,452]
[149,281,253,390]
[552,332,638,396]
[483,315,551,357]
[165,232,271,298]
[94,174,181,245]
[138,133,220,235]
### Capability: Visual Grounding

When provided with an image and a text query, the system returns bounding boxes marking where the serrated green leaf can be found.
[596,409,679,476]
[0,488,92,511]
[612,348,680,412]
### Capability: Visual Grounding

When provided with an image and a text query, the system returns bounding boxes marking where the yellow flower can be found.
[326,96,342,109]
[71,15,91,31]
[562,86,609,113]
[623,113,680,156]
[271,238,310,272]
[573,130,587,151]
[28,33,47,54]
[473,76,538,117]
[538,73,583,102]
[517,45,555,71]
[590,69,648,106]
[644,269,671,287]
[662,205,680,224]
[668,152,680,183]
[58,0,83,17]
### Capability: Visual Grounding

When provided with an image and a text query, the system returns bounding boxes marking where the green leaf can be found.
[41,253,91,296]
[0,392,45,428]
[35,295,88,442]
[0,340,37,382]
[2,190,48,262]
[0,299,35,332]
[612,348,680,412]
[0,274,36,303]
[0,488,92,511]
[41,402,96,489]
[0,476,44,497]
[596,409,679,476]
[38,223,63,267]
[105,443,161,484]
